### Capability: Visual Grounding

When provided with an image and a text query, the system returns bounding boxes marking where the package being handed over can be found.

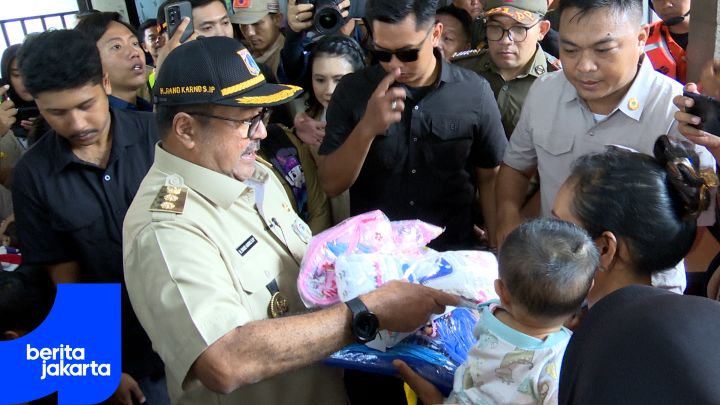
[335,250,499,306]
[326,307,479,396]
[297,210,443,307]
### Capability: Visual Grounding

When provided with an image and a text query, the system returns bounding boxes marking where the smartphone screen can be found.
[165,1,193,42]
[684,91,720,136]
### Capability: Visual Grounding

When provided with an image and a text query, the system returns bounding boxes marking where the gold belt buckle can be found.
[268,291,289,318]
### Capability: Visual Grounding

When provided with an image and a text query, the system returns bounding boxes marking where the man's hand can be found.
[358,68,406,137]
[287,0,314,32]
[294,111,326,146]
[673,82,720,161]
[362,280,459,332]
[0,86,17,135]
[393,359,444,405]
[107,373,145,405]
[155,18,197,72]
[288,0,351,32]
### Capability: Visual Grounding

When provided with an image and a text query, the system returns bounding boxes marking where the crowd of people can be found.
[1,0,720,404]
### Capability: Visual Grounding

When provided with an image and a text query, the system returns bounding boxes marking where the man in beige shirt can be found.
[123,36,457,404]
[495,0,715,292]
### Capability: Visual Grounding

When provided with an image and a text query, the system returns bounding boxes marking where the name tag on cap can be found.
[236,236,257,256]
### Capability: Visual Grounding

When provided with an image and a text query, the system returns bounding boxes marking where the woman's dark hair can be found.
[75,11,137,43]
[567,136,709,275]
[1,45,33,107]
[19,29,104,97]
[435,5,472,42]
[365,0,439,29]
[304,35,366,118]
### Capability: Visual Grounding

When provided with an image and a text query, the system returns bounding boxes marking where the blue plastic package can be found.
[325,307,479,396]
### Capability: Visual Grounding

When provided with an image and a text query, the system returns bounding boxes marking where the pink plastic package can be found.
[298,210,444,307]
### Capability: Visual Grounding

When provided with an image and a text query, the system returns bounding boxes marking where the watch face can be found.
[353,311,380,342]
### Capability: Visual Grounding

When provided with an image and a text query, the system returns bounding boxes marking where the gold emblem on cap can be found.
[628,97,640,111]
[268,291,289,318]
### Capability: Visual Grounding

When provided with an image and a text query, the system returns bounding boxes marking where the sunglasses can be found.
[370,25,434,63]
[186,108,270,139]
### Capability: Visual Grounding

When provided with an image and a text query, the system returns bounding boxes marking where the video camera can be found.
[298,0,366,35]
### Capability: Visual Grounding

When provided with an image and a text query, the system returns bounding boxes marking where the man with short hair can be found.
[15,29,167,405]
[453,0,558,137]
[75,12,153,112]
[495,0,714,292]
[122,35,458,404]
[319,0,507,251]
[138,18,165,66]
[232,0,286,81]
[645,0,691,83]
[190,0,234,38]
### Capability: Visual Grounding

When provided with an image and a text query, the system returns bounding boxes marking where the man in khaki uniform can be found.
[123,36,457,404]
[453,0,559,138]
[232,0,286,81]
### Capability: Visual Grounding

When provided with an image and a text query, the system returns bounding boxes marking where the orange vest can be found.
[644,21,687,83]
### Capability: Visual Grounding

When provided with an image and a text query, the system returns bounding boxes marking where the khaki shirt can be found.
[453,45,560,138]
[254,35,285,80]
[123,145,346,405]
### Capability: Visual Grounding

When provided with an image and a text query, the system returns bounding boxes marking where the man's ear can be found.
[102,72,112,96]
[595,231,618,272]
[537,20,551,40]
[432,22,443,47]
[638,23,650,48]
[171,112,199,149]
[273,13,284,28]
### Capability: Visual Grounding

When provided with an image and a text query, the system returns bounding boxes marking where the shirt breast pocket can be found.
[422,115,474,171]
[50,208,114,246]
[534,128,577,185]
[231,237,276,295]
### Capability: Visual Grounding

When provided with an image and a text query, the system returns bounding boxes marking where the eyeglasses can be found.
[370,25,434,63]
[187,108,270,139]
[486,22,539,42]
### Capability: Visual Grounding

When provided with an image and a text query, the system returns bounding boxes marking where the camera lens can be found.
[313,4,343,35]
[318,13,338,29]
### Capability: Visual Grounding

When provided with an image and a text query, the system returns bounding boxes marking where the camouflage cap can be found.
[485,0,548,25]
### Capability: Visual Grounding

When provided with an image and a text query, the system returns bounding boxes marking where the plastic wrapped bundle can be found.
[335,250,499,306]
[326,307,479,396]
[298,210,443,307]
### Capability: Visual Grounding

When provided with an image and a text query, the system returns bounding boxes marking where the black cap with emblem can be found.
[154,36,302,108]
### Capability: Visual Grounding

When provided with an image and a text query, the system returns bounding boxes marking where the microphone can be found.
[663,10,690,27]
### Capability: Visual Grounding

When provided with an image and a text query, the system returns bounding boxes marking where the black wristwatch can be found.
[345,297,379,343]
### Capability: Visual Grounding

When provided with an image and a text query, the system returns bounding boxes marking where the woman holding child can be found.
[399,136,720,404]
[555,137,720,404]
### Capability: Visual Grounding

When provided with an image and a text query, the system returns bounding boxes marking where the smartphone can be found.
[684,91,720,136]
[165,1,193,43]
[16,106,39,123]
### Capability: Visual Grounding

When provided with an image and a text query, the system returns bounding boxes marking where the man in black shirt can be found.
[15,30,168,405]
[318,0,507,251]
